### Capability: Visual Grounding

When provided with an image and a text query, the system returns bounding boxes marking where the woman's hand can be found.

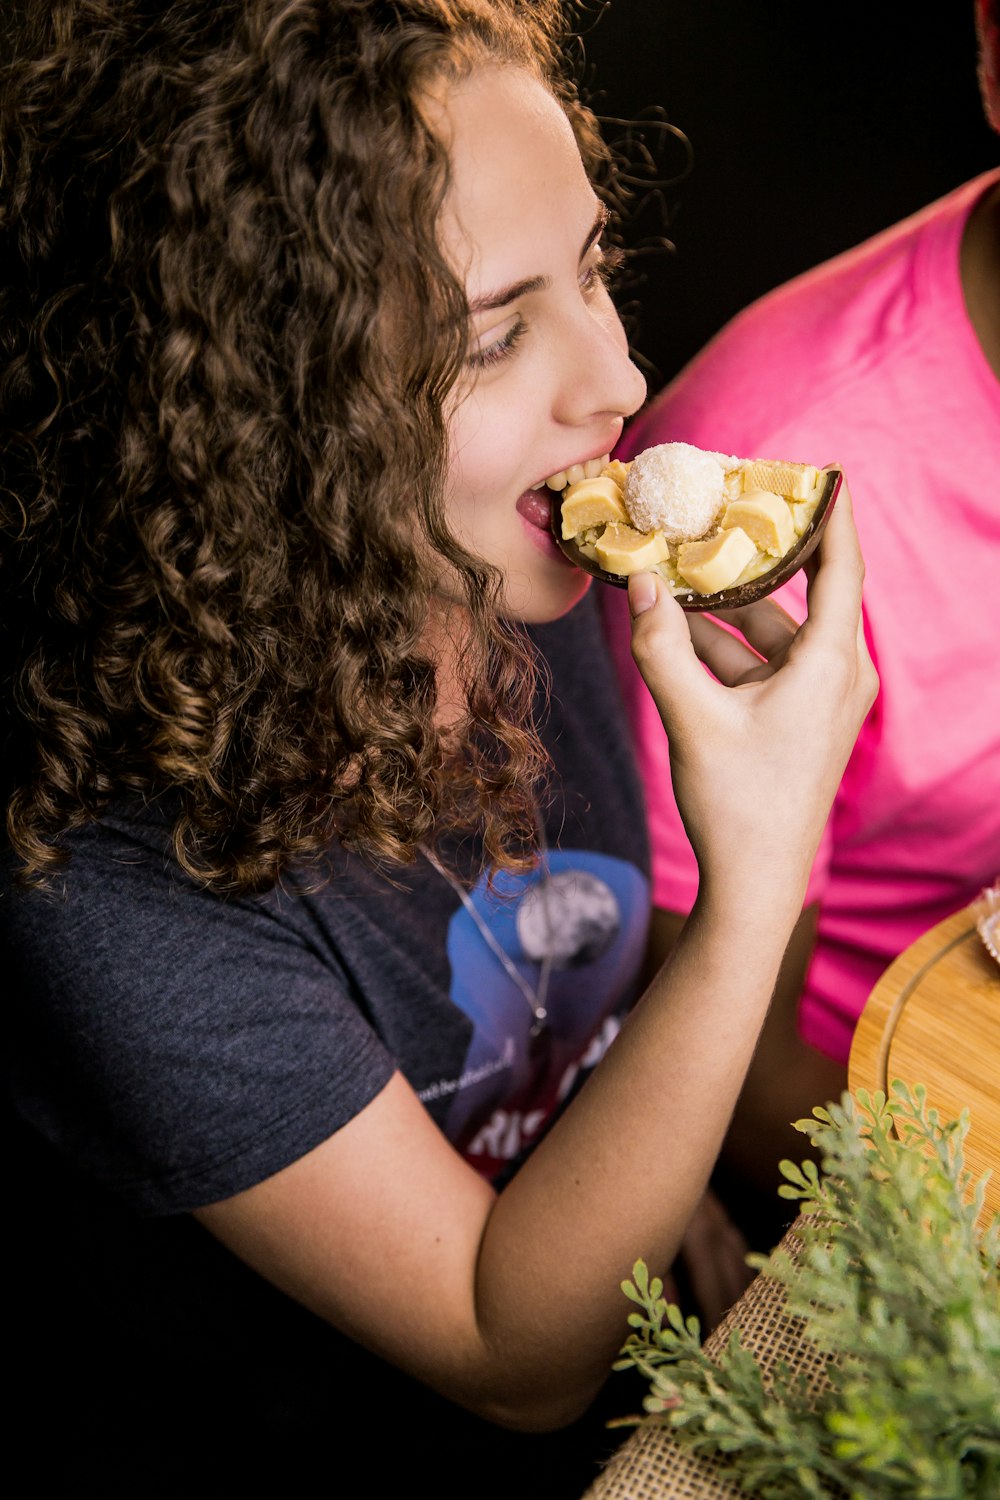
[627,483,877,917]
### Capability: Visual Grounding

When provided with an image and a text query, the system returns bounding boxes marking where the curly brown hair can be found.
[0,0,615,894]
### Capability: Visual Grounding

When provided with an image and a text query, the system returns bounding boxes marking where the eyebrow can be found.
[467,203,609,316]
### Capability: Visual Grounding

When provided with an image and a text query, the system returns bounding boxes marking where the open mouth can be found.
[517,452,612,531]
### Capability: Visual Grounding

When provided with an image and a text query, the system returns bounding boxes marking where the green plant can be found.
[614,1084,1000,1498]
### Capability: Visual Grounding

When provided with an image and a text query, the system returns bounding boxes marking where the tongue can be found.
[516,488,555,531]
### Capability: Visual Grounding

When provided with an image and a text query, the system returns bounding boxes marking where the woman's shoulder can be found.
[626,178,994,461]
[3,799,394,1217]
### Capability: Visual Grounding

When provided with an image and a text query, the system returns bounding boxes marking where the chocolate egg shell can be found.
[552,466,843,611]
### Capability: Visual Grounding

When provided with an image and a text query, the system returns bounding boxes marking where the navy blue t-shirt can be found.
[4,594,653,1496]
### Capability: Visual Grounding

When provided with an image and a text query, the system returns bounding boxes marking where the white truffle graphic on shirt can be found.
[516,869,620,968]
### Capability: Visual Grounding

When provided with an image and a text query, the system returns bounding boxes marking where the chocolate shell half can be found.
[552,466,843,612]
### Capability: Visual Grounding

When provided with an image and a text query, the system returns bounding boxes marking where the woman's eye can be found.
[581,243,625,297]
[467,317,528,371]
[464,240,625,372]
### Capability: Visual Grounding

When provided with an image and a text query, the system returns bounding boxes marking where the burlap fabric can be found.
[583,1215,837,1499]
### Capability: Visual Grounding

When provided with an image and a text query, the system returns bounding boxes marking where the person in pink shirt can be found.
[603,1,1000,1228]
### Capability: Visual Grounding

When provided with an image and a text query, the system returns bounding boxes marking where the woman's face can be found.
[429,66,647,624]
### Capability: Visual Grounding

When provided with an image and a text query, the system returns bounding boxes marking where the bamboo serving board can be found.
[848,904,1000,1225]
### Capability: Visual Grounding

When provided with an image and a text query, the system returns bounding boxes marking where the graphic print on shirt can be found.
[417,850,648,1177]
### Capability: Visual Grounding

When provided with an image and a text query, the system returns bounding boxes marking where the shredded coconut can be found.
[624,441,738,542]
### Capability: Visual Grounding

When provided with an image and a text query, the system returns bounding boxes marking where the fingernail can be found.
[628,574,657,617]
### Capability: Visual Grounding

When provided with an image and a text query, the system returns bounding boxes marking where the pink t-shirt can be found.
[603,171,1000,1062]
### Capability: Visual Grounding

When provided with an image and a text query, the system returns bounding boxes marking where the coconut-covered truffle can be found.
[623,441,734,542]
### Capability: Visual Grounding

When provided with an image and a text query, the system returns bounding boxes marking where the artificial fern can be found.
[614,1084,1000,1498]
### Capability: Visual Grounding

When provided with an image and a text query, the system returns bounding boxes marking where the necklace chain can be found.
[421,818,554,1038]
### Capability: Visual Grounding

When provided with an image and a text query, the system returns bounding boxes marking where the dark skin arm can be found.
[961,180,1000,380]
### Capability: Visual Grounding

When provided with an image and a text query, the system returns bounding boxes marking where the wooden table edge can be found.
[847,905,983,1098]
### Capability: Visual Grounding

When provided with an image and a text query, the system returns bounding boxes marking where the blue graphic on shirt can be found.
[435,850,649,1174]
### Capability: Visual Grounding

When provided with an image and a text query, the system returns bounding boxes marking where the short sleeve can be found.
[4,822,395,1216]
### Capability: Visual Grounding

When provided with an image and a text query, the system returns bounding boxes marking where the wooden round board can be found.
[848,904,1000,1225]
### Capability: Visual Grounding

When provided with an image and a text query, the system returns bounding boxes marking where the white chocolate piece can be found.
[676,527,757,593]
[722,469,744,502]
[602,458,630,489]
[740,459,819,501]
[560,477,629,539]
[790,500,815,535]
[722,489,795,556]
[594,523,671,575]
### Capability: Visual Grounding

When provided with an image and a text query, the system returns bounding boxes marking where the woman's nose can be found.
[553,304,647,429]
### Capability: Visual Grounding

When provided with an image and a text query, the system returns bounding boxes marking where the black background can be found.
[578,0,999,393]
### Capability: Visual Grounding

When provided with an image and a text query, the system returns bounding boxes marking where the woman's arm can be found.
[651,902,846,1201]
[196,488,877,1431]
[720,902,847,1197]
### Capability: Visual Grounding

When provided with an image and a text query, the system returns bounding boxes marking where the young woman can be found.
[1,2,876,1493]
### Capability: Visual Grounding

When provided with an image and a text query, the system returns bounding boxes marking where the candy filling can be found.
[558,443,824,596]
